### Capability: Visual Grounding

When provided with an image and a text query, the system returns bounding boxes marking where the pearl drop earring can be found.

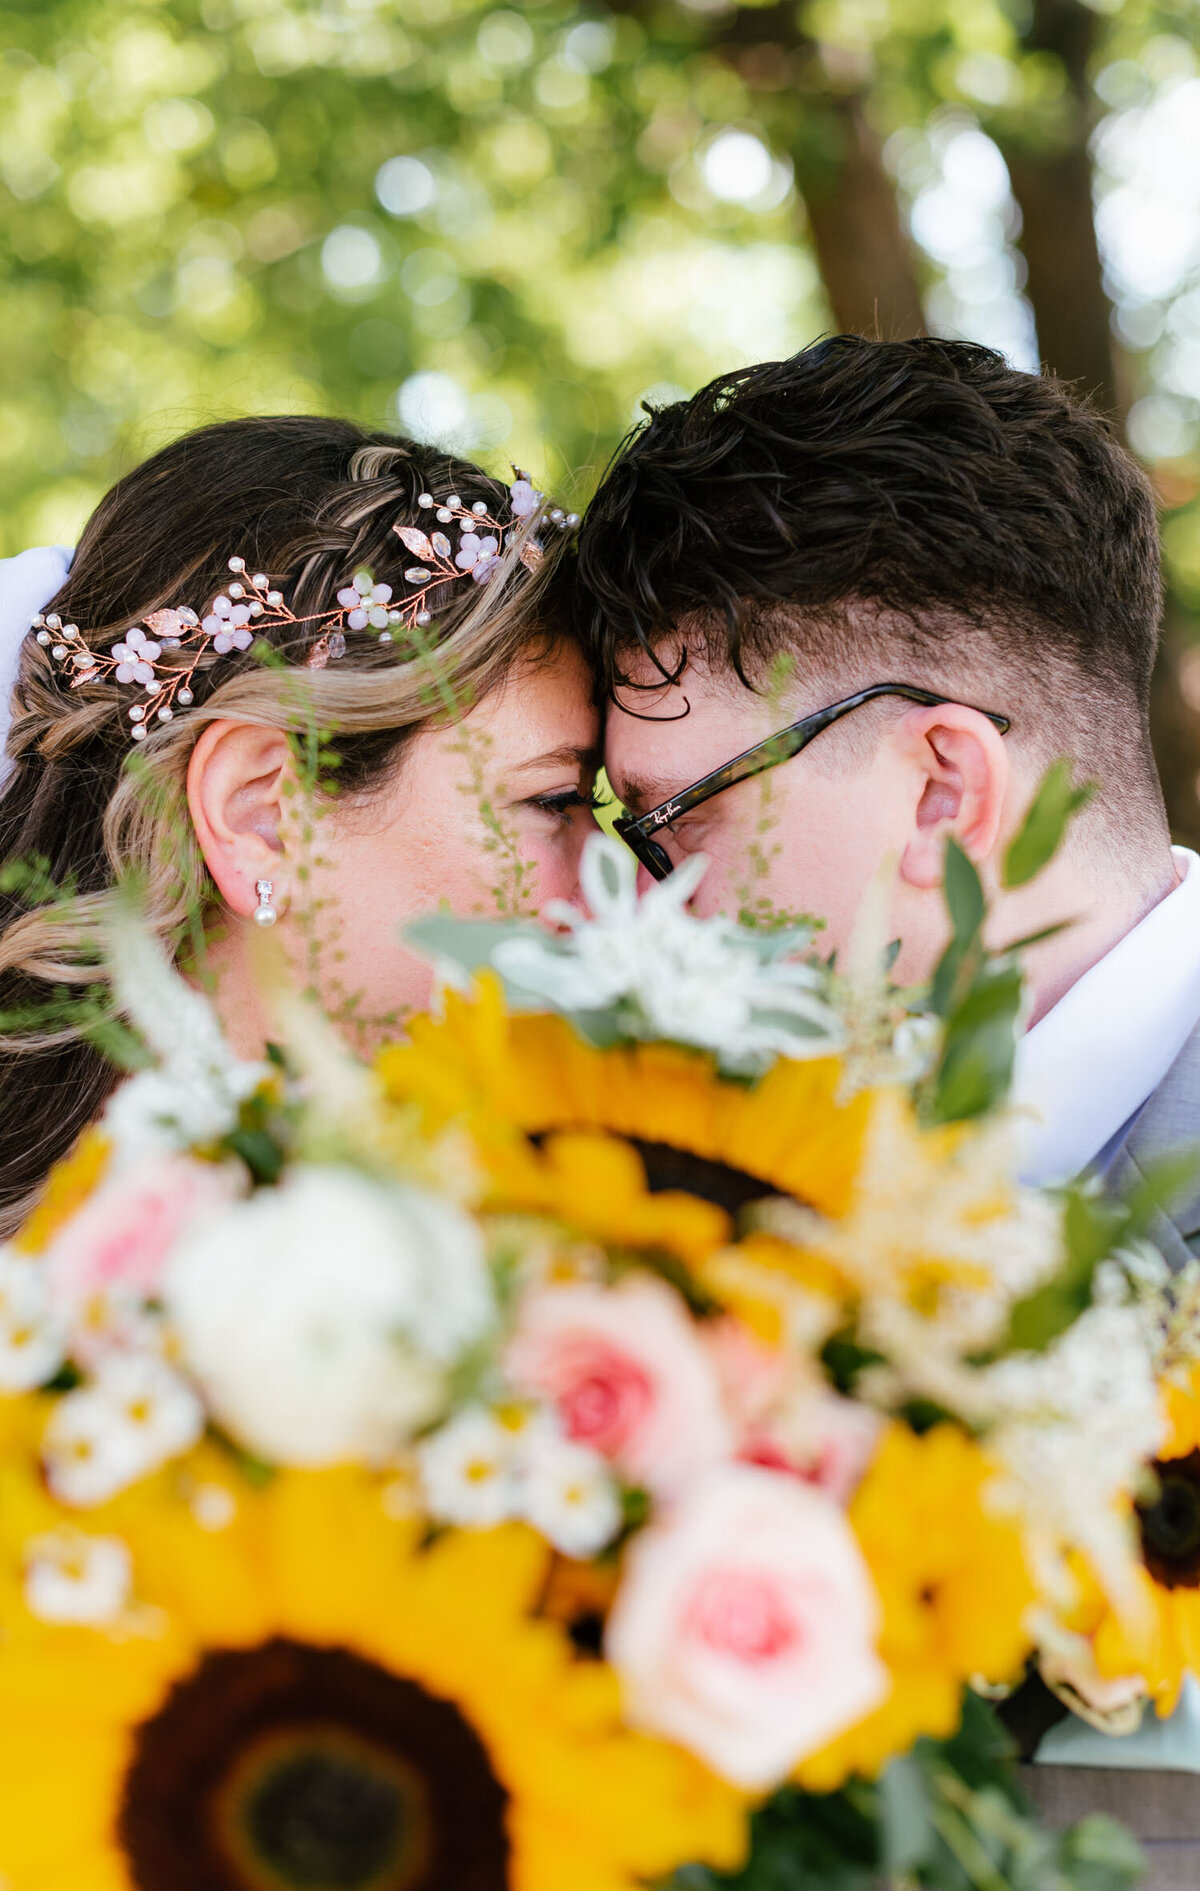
[252,879,278,928]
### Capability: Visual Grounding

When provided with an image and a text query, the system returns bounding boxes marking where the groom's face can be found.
[603,646,924,957]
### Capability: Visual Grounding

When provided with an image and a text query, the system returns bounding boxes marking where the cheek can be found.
[683,770,896,931]
[519,820,591,907]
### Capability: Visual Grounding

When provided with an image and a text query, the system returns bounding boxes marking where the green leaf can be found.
[81,1013,156,1072]
[1122,1147,1200,1232]
[1003,1186,1123,1353]
[1003,761,1097,890]
[225,1126,285,1186]
[929,841,987,1021]
[879,1755,934,1873]
[820,1328,885,1396]
[944,837,986,945]
[938,1690,1021,1794]
[927,962,1023,1124]
[1055,1814,1144,1891]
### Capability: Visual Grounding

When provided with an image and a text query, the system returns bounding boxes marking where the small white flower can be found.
[24,1530,132,1626]
[982,1301,1163,1612]
[102,914,266,1166]
[165,1167,493,1466]
[418,1405,520,1528]
[43,1355,203,1507]
[0,1248,64,1391]
[43,1386,144,1507]
[189,1483,237,1531]
[519,1431,622,1558]
[103,1350,205,1456]
[491,833,842,1073]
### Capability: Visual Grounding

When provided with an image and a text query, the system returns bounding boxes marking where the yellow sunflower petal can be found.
[0,1464,748,1891]
[799,1422,1035,1789]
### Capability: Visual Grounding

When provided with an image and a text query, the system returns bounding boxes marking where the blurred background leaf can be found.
[3,0,1200,829]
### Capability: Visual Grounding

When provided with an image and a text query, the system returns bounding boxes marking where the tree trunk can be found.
[993,0,1116,410]
[798,90,926,340]
[994,0,1200,844]
[1003,141,1116,410]
[635,0,928,340]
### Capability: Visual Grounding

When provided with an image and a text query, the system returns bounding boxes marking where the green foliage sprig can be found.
[667,1692,1142,1891]
[922,761,1095,1127]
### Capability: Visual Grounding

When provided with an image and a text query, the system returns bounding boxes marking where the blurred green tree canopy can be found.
[3,0,1200,813]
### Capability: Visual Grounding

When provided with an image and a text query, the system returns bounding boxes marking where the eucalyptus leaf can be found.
[880,1755,934,1872]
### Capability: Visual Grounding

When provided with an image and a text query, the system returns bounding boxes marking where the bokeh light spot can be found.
[376,155,437,219]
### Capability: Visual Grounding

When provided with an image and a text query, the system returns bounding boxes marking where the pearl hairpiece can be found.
[30,474,577,742]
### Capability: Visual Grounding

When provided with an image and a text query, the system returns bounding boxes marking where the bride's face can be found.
[193,640,600,1051]
[307,640,600,1031]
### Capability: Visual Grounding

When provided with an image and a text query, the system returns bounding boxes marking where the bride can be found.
[0,416,599,1230]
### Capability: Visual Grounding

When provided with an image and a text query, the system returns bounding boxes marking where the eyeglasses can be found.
[612,682,1011,882]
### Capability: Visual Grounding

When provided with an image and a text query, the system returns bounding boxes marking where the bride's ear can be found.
[186,720,292,920]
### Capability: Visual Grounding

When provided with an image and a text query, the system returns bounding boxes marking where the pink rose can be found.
[705,1318,792,1429]
[505,1276,732,1500]
[606,1462,886,1788]
[706,1320,880,1506]
[741,1393,882,1508]
[45,1158,237,1361]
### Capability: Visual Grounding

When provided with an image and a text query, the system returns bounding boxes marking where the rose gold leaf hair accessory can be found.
[30,474,577,741]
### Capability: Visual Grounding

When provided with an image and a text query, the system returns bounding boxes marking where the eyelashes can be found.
[526,787,604,818]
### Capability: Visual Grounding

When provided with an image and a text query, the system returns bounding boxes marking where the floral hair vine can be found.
[30,473,578,743]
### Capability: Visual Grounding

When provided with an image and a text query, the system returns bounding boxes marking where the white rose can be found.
[165,1166,493,1466]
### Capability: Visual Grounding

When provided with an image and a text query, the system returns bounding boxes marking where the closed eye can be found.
[526,787,604,818]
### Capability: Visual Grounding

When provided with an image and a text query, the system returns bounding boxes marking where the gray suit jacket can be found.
[1021,1021,1200,1885]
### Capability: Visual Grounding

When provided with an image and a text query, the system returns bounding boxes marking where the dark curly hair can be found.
[575,337,1165,808]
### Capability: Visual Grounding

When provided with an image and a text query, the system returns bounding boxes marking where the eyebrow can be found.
[612,773,690,815]
[507,743,602,779]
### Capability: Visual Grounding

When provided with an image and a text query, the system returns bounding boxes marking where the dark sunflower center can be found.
[1138,1450,1200,1589]
[629,1138,775,1216]
[118,1639,509,1891]
[217,1724,426,1890]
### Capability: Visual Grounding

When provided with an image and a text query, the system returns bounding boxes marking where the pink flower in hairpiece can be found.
[111,627,162,687]
[455,532,501,583]
[508,476,543,519]
[336,572,395,631]
[201,593,255,655]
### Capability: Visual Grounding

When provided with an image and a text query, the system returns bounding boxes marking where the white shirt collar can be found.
[1011,847,1200,1185]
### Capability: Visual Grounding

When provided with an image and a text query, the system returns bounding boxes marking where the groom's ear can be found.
[896,703,1009,892]
[186,719,293,919]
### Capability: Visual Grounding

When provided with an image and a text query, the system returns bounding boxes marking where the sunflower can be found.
[0,1449,746,1891]
[14,1126,112,1255]
[1088,1362,1200,1716]
[796,1422,1036,1792]
[377,976,870,1263]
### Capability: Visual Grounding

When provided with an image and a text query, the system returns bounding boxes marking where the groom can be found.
[575,336,1200,1880]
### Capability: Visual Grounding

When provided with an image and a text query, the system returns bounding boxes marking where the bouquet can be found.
[0,819,1193,1891]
